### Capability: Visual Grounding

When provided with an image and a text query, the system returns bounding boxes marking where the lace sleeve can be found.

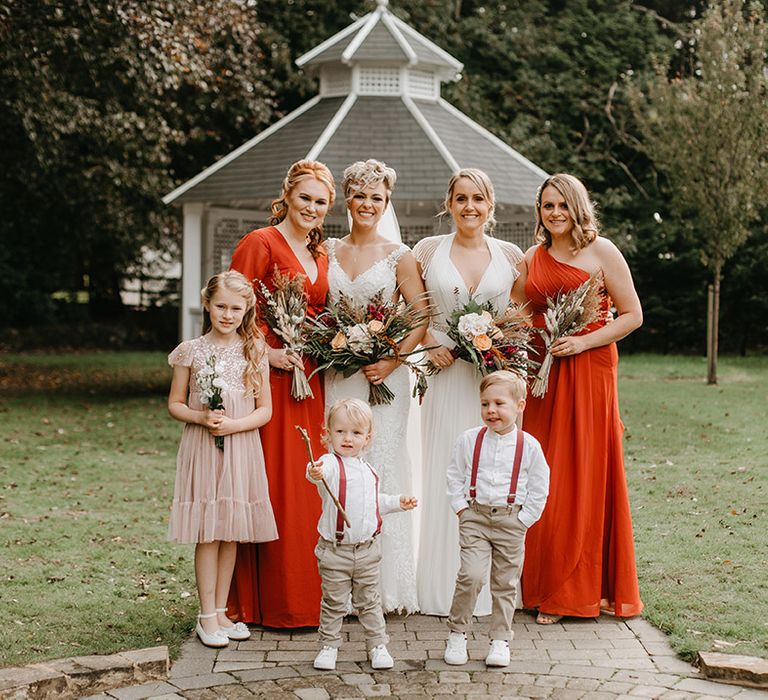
[413,235,445,278]
[497,240,524,269]
[168,339,195,368]
[390,243,410,266]
[325,237,338,263]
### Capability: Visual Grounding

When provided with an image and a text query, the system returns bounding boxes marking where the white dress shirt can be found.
[307,453,403,544]
[446,426,550,528]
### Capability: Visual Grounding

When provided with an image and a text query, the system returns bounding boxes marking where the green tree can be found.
[628,0,768,382]
[0,0,275,321]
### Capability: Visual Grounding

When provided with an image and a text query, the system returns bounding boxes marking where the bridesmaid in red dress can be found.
[519,173,644,624]
[228,160,335,627]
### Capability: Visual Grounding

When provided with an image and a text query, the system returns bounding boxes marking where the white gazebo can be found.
[163,0,547,340]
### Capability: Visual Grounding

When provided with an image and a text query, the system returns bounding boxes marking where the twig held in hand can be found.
[295,425,351,527]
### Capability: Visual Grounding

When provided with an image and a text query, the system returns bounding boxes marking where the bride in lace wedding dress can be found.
[324,160,427,613]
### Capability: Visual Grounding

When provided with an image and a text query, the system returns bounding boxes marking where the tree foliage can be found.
[628,0,768,378]
[0,0,276,321]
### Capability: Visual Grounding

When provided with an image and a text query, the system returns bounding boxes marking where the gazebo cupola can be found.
[297,0,462,104]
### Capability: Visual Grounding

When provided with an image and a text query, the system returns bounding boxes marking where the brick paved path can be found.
[87,612,768,699]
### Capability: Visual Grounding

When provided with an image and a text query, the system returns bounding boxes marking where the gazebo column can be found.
[181,202,204,341]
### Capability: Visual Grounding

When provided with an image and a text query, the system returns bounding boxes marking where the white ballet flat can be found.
[196,612,229,648]
[216,607,251,640]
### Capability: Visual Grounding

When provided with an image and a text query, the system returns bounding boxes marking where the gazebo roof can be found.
[163,0,546,211]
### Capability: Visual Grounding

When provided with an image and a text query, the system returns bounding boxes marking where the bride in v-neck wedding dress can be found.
[324,160,427,613]
[413,169,523,616]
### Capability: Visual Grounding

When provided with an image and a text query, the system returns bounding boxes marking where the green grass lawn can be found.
[620,354,768,660]
[0,352,766,667]
[0,352,196,667]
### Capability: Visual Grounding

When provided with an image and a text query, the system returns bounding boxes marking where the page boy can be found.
[307,398,418,671]
[444,370,550,667]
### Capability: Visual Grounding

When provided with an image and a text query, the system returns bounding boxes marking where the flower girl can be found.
[167,271,277,647]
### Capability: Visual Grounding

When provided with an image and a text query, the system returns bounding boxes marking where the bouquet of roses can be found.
[304,290,431,406]
[257,267,313,401]
[530,272,603,398]
[412,292,533,403]
[196,354,226,450]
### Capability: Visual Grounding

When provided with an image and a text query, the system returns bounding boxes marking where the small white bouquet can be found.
[196,355,227,450]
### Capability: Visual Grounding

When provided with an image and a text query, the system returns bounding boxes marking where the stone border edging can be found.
[699,651,768,688]
[0,646,168,700]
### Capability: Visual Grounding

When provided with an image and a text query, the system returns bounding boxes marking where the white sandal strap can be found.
[215,607,228,613]
[198,611,218,619]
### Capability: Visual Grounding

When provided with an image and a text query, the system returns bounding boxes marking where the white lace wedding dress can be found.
[414,233,523,616]
[324,238,419,613]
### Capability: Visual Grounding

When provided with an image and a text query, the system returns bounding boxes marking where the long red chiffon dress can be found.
[228,226,328,627]
[521,245,643,619]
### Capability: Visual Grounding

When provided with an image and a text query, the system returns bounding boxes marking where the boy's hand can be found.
[308,462,324,480]
[400,496,418,510]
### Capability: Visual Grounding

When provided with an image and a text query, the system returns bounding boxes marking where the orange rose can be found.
[367,319,385,333]
[473,333,492,351]
[331,331,348,350]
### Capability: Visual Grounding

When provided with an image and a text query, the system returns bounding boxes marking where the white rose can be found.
[212,377,226,390]
[457,312,491,340]
[346,323,374,352]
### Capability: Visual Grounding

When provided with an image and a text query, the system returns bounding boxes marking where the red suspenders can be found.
[334,454,382,543]
[469,427,525,505]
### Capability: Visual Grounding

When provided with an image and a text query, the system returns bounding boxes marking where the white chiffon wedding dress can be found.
[413,233,523,616]
[324,237,419,613]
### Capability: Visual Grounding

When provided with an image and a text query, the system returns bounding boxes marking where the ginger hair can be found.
[269,159,336,258]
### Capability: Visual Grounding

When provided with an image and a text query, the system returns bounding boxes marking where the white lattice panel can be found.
[406,70,438,100]
[209,209,266,274]
[358,67,401,95]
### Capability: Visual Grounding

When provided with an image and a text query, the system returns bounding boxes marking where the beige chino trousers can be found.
[315,537,388,650]
[448,502,526,642]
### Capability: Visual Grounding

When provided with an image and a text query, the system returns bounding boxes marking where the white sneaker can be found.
[369,644,394,669]
[444,632,468,665]
[485,639,510,667]
[313,645,338,670]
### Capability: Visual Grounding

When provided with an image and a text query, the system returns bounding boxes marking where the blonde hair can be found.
[342,159,397,203]
[323,398,374,449]
[439,168,496,233]
[534,173,599,250]
[201,271,265,397]
[479,370,527,403]
[269,160,336,258]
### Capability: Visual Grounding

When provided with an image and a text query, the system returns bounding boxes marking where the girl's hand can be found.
[308,462,324,480]
[200,408,224,430]
[362,358,398,385]
[550,335,588,357]
[400,495,418,510]
[427,345,455,369]
[268,346,303,371]
[208,414,238,437]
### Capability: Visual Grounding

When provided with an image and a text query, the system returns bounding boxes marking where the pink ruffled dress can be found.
[167,335,278,544]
